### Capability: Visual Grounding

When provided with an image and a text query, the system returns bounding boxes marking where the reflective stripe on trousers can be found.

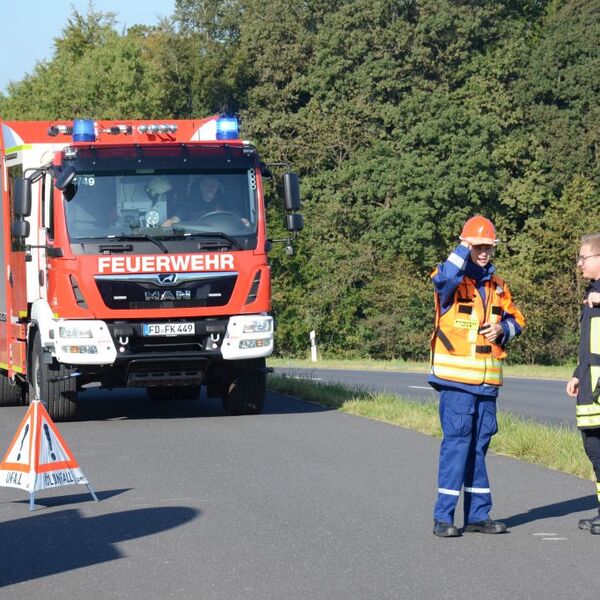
[434,389,498,524]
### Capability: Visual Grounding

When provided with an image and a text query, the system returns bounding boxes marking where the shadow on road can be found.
[74,388,331,421]
[504,494,597,528]
[0,503,199,587]
[10,487,131,509]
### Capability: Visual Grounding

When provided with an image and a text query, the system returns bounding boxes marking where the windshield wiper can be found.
[108,234,169,254]
[99,243,133,254]
[170,230,242,250]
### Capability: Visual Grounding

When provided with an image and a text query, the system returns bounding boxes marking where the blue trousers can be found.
[433,389,498,524]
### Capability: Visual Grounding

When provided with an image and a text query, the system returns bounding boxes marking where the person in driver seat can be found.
[161,175,249,228]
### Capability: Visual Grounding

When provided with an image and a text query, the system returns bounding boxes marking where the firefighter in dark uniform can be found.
[566,232,600,534]
[429,216,525,537]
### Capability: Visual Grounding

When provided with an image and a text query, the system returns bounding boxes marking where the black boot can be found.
[464,519,507,534]
[433,521,460,537]
[579,513,600,531]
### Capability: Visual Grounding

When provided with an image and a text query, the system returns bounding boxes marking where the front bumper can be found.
[49,314,273,370]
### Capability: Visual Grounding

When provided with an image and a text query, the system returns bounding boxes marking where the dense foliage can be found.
[1,0,599,363]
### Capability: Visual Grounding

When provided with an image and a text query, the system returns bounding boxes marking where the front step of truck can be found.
[126,357,206,388]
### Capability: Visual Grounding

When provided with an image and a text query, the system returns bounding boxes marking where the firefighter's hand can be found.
[479,322,502,342]
[585,292,600,308]
[161,215,181,227]
[566,377,579,397]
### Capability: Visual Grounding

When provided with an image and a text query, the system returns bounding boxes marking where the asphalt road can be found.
[276,367,575,427]
[0,388,595,600]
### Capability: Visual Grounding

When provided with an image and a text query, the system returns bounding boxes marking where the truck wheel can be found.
[146,386,200,401]
[221,358,266,416]
[0,371,26,406]
[29,333,78,421]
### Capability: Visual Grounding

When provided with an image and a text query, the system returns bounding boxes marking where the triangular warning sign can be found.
[1,409,34,473]
[0,401,98,509]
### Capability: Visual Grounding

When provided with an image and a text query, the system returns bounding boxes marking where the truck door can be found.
[2,151,28,376]
[0,140,8,370]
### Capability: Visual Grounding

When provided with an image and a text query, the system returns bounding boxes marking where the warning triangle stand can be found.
[0,399,98,510]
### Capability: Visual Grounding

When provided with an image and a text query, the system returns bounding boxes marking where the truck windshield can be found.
[63,169,258,243]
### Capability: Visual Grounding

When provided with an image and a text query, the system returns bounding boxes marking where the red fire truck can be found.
[0,116,302,420]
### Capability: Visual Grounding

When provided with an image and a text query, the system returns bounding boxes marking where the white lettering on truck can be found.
[97,254,235,274]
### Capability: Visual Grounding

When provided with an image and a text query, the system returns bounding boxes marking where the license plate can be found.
[143,322,195,336]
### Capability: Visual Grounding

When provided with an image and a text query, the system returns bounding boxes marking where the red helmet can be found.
[460,215,498,245]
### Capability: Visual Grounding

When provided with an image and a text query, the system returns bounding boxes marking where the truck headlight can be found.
[59,325,93,338]
[242,319,272,334]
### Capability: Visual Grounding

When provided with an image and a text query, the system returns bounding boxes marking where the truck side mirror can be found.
[284,213,304,232]
[13,178,32,217]
[11,220,30,238]
[283,172,301,212]
[55,165,76,190]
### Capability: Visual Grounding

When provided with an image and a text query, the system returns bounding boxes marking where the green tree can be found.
[2,0,598,364]
[1,6,166,119]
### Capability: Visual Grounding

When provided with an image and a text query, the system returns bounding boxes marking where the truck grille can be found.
[95,272,238,309]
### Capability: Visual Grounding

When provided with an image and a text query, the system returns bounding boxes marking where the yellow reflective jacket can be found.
[430,273,525,386]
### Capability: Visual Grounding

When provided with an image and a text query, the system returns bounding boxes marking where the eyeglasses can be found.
[576,253,600,264]
[472,245,495,253]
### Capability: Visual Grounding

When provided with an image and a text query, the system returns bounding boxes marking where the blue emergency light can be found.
[216,117,239,140]
[72,119,96,142]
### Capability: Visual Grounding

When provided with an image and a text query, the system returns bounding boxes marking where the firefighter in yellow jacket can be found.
[429,216,525,537]
[566,232,600,534]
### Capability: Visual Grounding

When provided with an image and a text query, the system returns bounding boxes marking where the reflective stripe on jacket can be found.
[576,281,600,429]
[430,272,524,386]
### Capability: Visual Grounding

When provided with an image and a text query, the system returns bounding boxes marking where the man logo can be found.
[146,274,190,301]
[145,290,192,301]
[157,273,177,285]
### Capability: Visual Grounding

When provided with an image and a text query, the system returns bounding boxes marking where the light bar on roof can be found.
[137,124,178,135]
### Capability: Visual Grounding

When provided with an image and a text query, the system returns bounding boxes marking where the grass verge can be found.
[268,357,575,380]
[268,373,592,480]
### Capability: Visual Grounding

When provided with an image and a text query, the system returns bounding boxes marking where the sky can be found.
[1,0,176,94]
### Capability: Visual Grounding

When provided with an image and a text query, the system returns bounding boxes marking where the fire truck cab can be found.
[0,117,302,420]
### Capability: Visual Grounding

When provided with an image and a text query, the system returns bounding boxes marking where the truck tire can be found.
[146,385,201,402]
[221,358,266,416]
[0,371,26,406]
[29,333,78,421]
